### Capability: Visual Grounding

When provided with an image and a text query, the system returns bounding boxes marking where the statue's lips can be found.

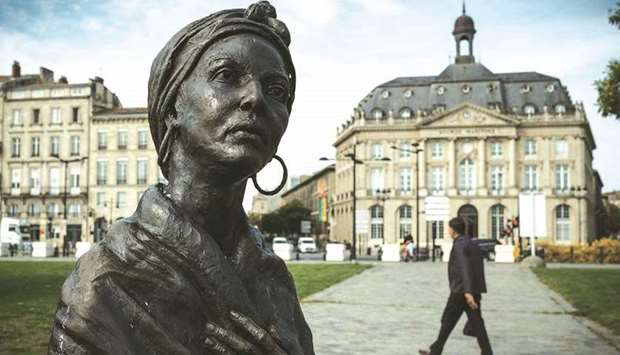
[226,124,267,145]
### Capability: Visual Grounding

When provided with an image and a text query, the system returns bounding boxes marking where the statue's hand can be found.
[204,310,288,355]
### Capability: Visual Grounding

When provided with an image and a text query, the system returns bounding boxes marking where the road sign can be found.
[424,196,450,221]
[300,220,311,234]
[355,210,370,234]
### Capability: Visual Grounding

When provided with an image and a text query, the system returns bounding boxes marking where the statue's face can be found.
[173,33,290,179]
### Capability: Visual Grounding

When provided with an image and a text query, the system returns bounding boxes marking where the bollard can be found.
[570,246,574,263]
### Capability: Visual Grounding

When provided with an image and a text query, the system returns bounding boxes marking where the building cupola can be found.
[453,2,476,64]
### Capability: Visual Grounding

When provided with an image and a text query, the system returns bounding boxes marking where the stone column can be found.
[477,138,486,195]
[448,138,456,193]
[508,138,517,191]
[418,139,427,191]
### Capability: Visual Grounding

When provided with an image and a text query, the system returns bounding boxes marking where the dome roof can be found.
[453,14,476,35]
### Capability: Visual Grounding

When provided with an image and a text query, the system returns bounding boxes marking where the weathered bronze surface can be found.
[48,2,314,354]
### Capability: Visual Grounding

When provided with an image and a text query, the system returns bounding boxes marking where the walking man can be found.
[420,217,492,355]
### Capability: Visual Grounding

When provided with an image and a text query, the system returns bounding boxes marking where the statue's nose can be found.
[240,79,264,112]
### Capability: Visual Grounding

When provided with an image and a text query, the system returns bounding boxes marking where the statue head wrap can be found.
[148,1,295,178]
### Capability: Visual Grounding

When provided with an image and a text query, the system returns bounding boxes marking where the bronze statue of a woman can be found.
[48,2,314,354]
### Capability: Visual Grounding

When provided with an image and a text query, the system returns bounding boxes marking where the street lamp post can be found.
[391,142,423,260]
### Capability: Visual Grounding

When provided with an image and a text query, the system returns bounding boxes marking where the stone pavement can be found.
[301,262,619,355]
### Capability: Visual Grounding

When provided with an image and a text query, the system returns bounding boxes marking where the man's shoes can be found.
[418,350,431,355]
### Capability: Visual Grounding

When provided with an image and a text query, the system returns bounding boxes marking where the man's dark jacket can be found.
[448,235,487,294]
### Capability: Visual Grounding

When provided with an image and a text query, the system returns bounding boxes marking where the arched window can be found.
[370,205,384,240]
[554,104,566,115]
[459,159,475,193]
[399,205,412,239]
[555,205,570,242]
[372,109,384,120]
[459,38,470,56]
[490,204,505,240]
[399,107,413,119]
[523,104,536,116]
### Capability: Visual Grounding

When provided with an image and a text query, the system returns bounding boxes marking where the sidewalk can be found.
[301,262,618,355]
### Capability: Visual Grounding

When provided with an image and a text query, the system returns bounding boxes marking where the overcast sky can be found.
[1,0,619,210]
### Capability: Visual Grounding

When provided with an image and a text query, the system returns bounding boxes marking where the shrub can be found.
[535,238,620,264]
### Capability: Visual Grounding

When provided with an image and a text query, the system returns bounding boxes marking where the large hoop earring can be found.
[252,155,288,195]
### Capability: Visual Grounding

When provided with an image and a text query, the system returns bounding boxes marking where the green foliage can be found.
[608,204,620,236]
[288,263,372,299]
[533,268,620,335]
[610,1,620,28]
[247,212,262,229]
[596,2,620,120]
[595,60,620,120]
[261,212,285,235]
[277,200,311,235]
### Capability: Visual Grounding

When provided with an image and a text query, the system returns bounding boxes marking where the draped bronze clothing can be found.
[48,185,314,354]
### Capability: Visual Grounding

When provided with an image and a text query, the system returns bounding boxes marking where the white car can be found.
[297,237,317,253]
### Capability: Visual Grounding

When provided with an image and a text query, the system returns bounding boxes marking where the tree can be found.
[608,204,620,237]
[261,212,285,235]
[247,212,262,229]
[595,2,620,120]
[277,200,311,235]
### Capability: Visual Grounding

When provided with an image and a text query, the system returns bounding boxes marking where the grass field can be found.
[533,267,620,335]
[0,260,370,355]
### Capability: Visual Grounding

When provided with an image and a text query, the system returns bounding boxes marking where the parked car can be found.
[297,237,317,253]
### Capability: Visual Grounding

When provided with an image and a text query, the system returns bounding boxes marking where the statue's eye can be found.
[267,83,288,103]
[212,68,236,82]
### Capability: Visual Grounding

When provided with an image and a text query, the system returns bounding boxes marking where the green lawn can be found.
[533,268,620,335]
[0,261,370,355]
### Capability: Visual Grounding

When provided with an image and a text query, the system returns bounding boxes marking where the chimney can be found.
[58,76,68,84]
[93,76,104,84]
[12,61,21,78]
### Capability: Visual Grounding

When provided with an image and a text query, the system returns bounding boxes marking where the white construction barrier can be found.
[273,243,295,261]
[0,243,9,257]
[494,245,515,263]
[32,241,54,257]
[75,242,93,259]
[381,243,401,262]
[325,243,350,261]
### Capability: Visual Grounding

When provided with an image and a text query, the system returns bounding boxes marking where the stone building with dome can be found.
[330,7,605,254]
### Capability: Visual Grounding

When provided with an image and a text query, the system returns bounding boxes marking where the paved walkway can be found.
[301,262,619,355]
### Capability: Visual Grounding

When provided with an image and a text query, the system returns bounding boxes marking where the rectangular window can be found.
[51,107,62,124]
[116,191,127,208]
[97,130,108,150]
[431,142,444,159]
[11,137,21,157]
[72,107,80,123]
[69,204,81,218]
[555,139,569,157]
[431,166,444,194]
[117,130,128,150]
[49,167,60,195]
[137,159,148,185]
[97,160,108,185]
[31,137,40,157]
[490,166,504,194]
[459,160,475,193]
[431,221,444,240]
[11,169,21,189]
[12,109,22,126]
[32,109,40,125]
[370,168,384,194]
[399,168,412,194]
[524,139,536,156]
[371,144,383,160]
[490,142,503,157]
[398,143,411,159]
[116,160,128,185]
[555,165,570,192]
[524,165,538,191]
[70,136,80,156]
[70,168,80,188]
[138,129,149,149]
[29,168,41,195]
[96,192,107,207]
[50,136,60,157]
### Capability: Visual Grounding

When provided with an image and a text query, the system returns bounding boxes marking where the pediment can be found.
[421,103,519,128]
